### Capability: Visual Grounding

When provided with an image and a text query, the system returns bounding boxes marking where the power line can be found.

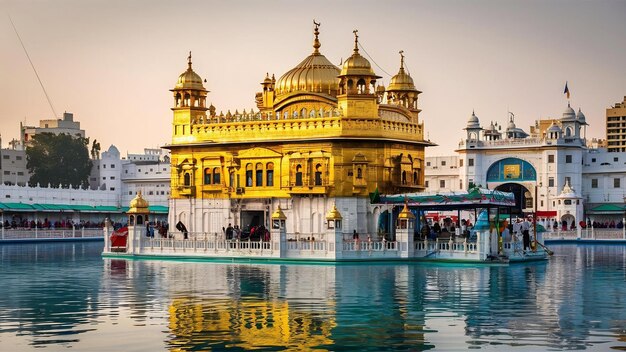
[8,14,58,118]
[357,41,393,78]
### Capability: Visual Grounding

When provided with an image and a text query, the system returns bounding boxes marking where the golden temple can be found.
[166,22,433,236]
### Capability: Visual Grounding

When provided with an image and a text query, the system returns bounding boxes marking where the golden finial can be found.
[313,20,321,54]
[399,50,405,70]
[353,29,359,53]
[187,51,192,69]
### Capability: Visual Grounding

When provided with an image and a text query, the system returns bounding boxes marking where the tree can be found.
[26,133,93,188]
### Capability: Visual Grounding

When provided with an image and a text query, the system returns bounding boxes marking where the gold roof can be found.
[325,204,343,220]
[275,22,340,97]
[387,51,418,92]
[339,30,380,78]
[174,52,205,90]
[271,206,287,220]
[397,202,416,220]
[128,190,149,214]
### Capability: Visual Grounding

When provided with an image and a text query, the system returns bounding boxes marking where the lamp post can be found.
[533,182,542,251]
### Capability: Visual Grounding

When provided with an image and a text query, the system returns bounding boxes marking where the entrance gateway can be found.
[486,158,536,216]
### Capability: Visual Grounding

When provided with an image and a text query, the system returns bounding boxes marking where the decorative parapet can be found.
[176,115,424,145]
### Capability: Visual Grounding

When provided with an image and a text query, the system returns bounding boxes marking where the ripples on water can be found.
[0,242,625,351]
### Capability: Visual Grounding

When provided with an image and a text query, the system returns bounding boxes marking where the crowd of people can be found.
[2,218,105,229]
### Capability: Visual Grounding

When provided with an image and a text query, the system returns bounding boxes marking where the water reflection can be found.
[0,243,625,350]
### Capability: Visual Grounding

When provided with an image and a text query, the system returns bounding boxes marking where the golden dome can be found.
[174,52,205,90]
[339,30,380,78]
[325,204,343,220]
[275,22,340,97]
[271,206,287,220]
[387,51,418,92]
[128,190,149,214]
[397,202,416,220]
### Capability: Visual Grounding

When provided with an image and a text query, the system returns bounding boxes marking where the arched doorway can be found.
[495,183,532,216]
[560,214,575,231]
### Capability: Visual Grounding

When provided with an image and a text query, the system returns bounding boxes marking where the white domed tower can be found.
[560,103,581,139]
[464,111,482,142]
[337,29,381,118]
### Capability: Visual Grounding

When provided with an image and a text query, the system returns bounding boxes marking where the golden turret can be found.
[325,204,343,220]
[128,190,150,214]
[397,202,415,219]
[174,52,205,90]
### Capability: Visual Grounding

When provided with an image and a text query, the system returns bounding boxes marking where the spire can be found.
[313,20,321,54]
[353,29,359,54]
[399,50,405,70]
[187,51,192,70]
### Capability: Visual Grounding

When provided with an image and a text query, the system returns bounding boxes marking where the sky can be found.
[1,0,625,156]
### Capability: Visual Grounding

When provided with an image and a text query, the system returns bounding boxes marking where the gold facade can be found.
[167,24,432,202]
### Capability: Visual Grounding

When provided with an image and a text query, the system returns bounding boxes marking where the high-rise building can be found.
[606,96,626,152]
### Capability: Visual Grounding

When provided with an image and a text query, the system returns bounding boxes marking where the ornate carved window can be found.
[255,163,263,187]
[245,164,253,187]
[295,165,303,186]
[212,167,221,184]
[266,162,274,187]
[203,168,211,185]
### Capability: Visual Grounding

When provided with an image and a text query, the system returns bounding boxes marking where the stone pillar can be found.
[271,206,287,258]
[326,204,344,260]
[103,218,113,253]
[396,203,415,258]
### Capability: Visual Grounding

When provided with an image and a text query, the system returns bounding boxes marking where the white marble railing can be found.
[1,228,103,240]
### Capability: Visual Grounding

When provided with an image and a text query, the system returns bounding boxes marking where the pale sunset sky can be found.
[1,0,624,156]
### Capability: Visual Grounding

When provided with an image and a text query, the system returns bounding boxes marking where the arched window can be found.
[266,162,274,187]
[283,111,289,119]
[315,164,323,186]
[203,168,211,185]
[229,171,235,188]
[246,164,253,187]
[184,93,190,107]
[309,109,316,118]
[357,167,363,179]
[565,127,572,137]
[175,93,181,107]
[293,110,299,118]
[357,78,366,94]
[401,171,407,185]
[318,107,324,117]
[295,164,303,186]
[184,172,191,186]
[301,108,307,118]
[413,171,418,185]
[212,167,221,184]
[255,163,263,187]
[137,215,143,225]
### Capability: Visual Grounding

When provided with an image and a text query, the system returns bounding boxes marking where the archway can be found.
[560,213,576,231]
[495,183,532,216]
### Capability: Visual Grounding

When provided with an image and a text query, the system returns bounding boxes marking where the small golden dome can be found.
[339,30,380,78]
[128,190,149,214]
[397,202,416,220]
[325,204,343,220]
[174,52,205,90]
[271,206,287,220]
[387,51,418,92]
[275,22,340,97]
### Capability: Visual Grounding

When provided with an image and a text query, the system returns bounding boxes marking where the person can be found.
[353,229,359,241]
[521,218,531,250]
[501,223,512,242]
[226,223,234,240]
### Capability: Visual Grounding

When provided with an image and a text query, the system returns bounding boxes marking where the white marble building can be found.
[425,104,626,227]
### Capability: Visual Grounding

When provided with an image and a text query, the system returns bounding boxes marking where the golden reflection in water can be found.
[166,298,336,351]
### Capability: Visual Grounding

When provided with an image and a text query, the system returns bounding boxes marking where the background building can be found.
[606,96,626,152]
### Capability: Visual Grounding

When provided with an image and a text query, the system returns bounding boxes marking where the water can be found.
[0,243,625,351]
